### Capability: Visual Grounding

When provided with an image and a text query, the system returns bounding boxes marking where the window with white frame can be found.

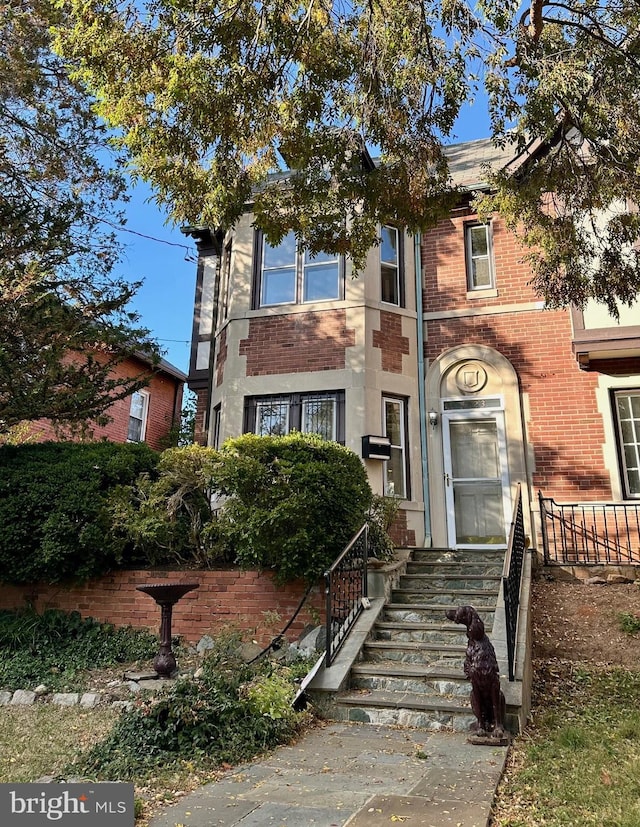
[245,391,344,442]
[614,390,640,498]
[127,391,149,442]
[465,223,495,290]
[257,231,342,307]
[380,225,403,306]
[383,396,408,498]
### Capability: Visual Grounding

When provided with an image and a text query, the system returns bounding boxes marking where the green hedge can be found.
[214,433,373,582]
[0,441,158,583]
[112,434,374,583]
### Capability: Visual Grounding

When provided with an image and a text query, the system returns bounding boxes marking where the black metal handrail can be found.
[539,492,640,565]
[248,581,315,664]
[324,524,368,667]
[503,484,525,682]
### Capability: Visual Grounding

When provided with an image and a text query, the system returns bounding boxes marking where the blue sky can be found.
[118,103,491,376]
[116,184,198,374]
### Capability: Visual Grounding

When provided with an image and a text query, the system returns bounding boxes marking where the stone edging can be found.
[1,688,136,710]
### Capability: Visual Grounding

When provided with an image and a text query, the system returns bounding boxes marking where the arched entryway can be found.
[426,345,530,549]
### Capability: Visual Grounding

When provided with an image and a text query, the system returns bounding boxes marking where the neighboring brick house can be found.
[24,353,186,452]
[183,137,640,555]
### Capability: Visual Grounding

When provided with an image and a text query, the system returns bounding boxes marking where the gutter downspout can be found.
[414,232,432,547]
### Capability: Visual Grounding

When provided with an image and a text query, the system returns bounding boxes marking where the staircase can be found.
[331,547,505,731]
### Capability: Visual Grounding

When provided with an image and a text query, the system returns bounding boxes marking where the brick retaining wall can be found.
[0,569,325,646]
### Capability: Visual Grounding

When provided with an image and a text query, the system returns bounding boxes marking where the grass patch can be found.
[0,706,118,782]
[492,663,640,826]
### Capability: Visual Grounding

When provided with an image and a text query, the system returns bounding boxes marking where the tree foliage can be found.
[0,441,159,584]
[57,0,640,310]
[0,0,156,433]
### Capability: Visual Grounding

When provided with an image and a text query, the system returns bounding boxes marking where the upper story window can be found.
[383,395,408,499]
[127,390,149,442]
[614,390,640,498]
[245,391,345,443]
[465,223,495,291]
[258,231,342,307]
[381,225,404,306]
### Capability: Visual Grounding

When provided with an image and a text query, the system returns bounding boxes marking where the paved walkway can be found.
[147,722,508,827]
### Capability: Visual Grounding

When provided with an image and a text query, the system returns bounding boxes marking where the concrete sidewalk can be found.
[147,722,508,827]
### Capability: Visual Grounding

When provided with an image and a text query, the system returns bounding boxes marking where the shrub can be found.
[0,607,157,691]
[108,434,373,582]
[618,611,640,635]
[108,444,231,568]
[213,433,373,583]
[75,637,310,780]
[0,441,159,583]
[367,495,400,561]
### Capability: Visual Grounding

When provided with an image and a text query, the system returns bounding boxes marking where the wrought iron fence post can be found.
[538,490,550,565]
[324,524,369,667]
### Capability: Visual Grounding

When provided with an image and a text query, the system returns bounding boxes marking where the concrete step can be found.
[333,689,477,732]
[410,548,506,565]
[374,620,472,645]
[350,662,470,697]
[362,639,466,666]
[406,560,504,576]
[391,588,499,607]
[383,603,495,625]
[399,573,503,591]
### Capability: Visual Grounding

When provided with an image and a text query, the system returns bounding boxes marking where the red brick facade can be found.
[372,310,411,373]
[422,210,613,503]
[422,209,540,313]
[21,355,184,452]
[239,311,356,375]
[388,509,417,548]
[193,388,210,446]
[0,570,324,647]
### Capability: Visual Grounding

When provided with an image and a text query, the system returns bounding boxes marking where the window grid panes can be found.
[466,224,494,290]
[302,397,337,441]
[303,250,340,302]
[249,392,343,443]
[383,397,407,498]
[127,391,148,442]
[381,226,400,305]
[260,233,341,307]
[256,400,290,436]
[261,232,297,306]
[615,391,640,497]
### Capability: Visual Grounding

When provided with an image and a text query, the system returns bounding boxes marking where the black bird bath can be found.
[136,582,199,678]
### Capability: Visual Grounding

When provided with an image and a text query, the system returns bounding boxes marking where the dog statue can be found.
[445,605,506,739]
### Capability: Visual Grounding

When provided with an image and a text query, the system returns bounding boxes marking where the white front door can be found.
[442,408,511,548]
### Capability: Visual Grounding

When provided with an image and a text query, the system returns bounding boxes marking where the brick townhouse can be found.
[183,137,640,557]
[24,352,186,452]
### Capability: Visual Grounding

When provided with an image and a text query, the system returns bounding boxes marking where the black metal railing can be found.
[503,484,525,682]
[539,492,640,565]
[324,524,368,667]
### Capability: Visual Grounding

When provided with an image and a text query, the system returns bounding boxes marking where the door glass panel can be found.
[453,482,504,544]
[450,421,499,479]
[446,416,506,545]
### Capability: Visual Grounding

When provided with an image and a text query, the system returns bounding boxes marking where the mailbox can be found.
[361,435,391,460]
